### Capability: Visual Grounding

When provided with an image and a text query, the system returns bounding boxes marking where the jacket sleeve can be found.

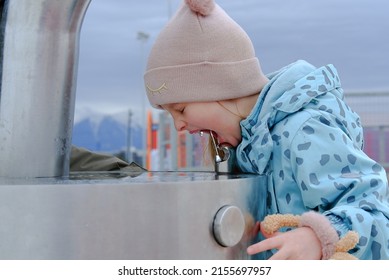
[289,115,389,260]
[70,146,131,171]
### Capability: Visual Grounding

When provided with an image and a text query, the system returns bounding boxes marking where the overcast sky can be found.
[75,0,389,123]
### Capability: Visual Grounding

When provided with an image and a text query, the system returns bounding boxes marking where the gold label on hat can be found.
[146,83,168,95]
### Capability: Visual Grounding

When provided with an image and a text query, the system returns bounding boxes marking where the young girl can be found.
[144,0,389,260]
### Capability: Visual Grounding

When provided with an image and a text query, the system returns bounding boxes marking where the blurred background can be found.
[73,0,389,172]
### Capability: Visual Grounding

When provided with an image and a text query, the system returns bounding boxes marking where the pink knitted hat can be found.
[144,0,268,108]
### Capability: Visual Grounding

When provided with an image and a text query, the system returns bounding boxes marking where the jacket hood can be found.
[238,60,363,173]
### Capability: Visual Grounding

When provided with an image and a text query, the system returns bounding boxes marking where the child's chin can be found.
[220,142,236,148]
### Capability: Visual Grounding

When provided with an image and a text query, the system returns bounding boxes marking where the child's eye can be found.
[176,106,185,113]
[172,104,185,114]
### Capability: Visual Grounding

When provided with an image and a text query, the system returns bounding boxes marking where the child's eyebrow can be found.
[172,104,184,111]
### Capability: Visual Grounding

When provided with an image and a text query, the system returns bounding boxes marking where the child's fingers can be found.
[246,235,281,255]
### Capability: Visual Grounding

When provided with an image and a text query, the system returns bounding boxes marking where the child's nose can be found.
[174,119,186,131]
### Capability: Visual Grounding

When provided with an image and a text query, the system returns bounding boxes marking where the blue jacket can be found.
[237,60,389,259]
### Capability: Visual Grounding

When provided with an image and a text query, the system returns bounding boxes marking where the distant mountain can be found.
[72,110,144,153]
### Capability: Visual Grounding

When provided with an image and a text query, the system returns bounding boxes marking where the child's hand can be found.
[247,224,322,260]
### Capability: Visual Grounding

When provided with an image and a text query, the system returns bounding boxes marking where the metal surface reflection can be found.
[0,172,267,260]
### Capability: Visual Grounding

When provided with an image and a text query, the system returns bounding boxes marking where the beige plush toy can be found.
[261,213,359,260]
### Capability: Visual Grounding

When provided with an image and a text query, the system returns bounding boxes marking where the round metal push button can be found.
[213,205,245,247]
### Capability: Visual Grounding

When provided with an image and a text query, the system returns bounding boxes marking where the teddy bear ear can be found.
[335,231,359,252]
[261,214,301,235]
[330,231,359,260]
[329,252,358,260]
[185,0,215,16]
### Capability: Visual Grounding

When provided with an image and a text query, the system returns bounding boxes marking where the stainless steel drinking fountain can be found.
[0,0,267,259]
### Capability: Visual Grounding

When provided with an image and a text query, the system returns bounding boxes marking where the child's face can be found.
[162,101,243,147]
